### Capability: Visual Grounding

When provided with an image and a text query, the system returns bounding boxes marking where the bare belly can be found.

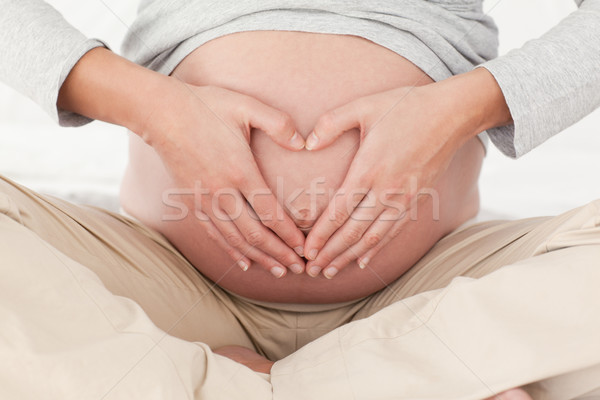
[120,31,484,303]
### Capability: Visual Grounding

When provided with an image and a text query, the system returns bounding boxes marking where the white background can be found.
[0,0,598,217]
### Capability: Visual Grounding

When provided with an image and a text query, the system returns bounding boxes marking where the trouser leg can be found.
[0,176,253,348]
[0,176,271,399]
[271,200,600,399]
[0,213,272,400]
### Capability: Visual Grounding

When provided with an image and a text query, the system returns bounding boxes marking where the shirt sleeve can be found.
[479,0,600,158]
[0,0,108,126]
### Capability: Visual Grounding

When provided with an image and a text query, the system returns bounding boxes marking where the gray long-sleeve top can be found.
[1,0,599,158]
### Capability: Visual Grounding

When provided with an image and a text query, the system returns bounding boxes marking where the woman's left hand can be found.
[302,69,512,279]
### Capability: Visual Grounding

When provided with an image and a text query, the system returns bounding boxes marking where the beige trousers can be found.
[1,175,599,399]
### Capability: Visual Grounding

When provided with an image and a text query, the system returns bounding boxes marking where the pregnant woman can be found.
[2,1,600,399]
[122,31,488,303]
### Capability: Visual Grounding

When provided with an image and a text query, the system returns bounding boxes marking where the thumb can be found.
[244,97,305,151]
[306,100,364,151]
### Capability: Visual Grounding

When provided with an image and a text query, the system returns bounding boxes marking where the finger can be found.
[181,198,254,271]
[212,217,291,278]
[205,202,290,278]
[243,97,305,151]
[356,189,421,268]
[322,209,401,279]
[218,192,305,274]
[305,99,365,151]
[306,191,383,277]
[201,217,252,271]
[238,168,306,257]
[304,172,368,262]
[355,214,408,270]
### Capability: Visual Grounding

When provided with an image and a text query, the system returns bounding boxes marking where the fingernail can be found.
[308,265,321,277]
[290,132,305,150]
[305,132,319,151]
[307,249,318,261]
[238,260,249,271]
[323,267,338,279]
[270,266,286,278]
[358,257,370,270]
[294,246,305,257]
[290,264,303,274]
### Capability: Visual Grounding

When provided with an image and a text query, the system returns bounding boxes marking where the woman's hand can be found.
[302,69,512,279]
[58,48,307,278]
[142,82,308,277]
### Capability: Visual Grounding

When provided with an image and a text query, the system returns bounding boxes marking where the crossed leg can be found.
[215,346,532,399]
[3,173,600,399]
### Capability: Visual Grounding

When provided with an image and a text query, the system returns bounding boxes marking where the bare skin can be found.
[120,31,491,303]
[59,31,518,396]
[58,32,510,303]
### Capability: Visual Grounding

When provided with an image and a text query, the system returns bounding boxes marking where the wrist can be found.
[467,67,513,132]
[425,67,512,146]
[57,47,174,135]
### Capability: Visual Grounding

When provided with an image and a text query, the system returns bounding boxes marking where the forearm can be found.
[418,68,513,151]
[457,68,513,135]
[57,47,174,135]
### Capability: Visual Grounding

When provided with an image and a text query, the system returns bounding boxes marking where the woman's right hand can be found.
[139,82,307,278]
[58,48,306,277]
